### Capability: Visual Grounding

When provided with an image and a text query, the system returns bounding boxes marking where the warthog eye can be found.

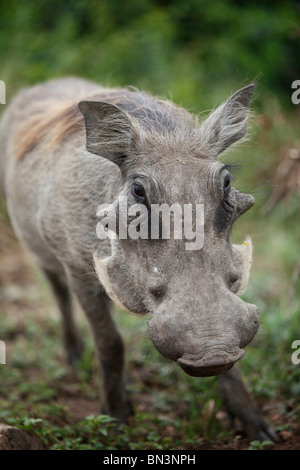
[223,174,232,195]
[131,183,146,203]
[222,173,234,216]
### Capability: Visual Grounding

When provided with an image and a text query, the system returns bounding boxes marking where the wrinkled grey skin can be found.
[0,78,275,440]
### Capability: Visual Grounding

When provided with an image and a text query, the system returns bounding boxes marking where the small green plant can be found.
[19,417,44,432]
[248,439,274,450]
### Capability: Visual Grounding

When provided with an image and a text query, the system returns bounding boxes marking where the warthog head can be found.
[79,84,259,377]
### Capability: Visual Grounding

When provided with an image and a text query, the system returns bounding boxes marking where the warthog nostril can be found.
[177,350,245,377]
[149,285,167,299]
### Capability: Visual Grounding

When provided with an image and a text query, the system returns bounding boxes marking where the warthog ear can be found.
[199,84,255,157]
[78,101,138,169]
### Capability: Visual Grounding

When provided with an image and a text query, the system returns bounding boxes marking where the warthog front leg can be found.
[44,269,84,365]
[66,270,133,422]
[218,365,277,441]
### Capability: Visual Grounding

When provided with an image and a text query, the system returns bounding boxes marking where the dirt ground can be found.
[0,217,299,450]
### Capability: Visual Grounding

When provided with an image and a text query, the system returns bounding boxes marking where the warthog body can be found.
[0,77,275,439]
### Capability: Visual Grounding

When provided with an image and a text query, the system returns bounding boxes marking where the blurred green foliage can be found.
[0,0,299,110]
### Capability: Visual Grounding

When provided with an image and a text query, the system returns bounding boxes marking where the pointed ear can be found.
[78,101,138,168]
[199,84,255,157]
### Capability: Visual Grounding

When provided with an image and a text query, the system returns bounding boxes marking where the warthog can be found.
[0,77,275,440]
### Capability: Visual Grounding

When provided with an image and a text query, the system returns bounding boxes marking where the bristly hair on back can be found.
[14,88,196,161]
[15,101,85,160]
[14,83,254,163]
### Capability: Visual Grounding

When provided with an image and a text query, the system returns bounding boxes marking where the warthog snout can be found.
[148,297,259,377]
[177,350,245,377]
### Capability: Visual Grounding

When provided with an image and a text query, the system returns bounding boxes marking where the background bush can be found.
[1,0,299,110]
